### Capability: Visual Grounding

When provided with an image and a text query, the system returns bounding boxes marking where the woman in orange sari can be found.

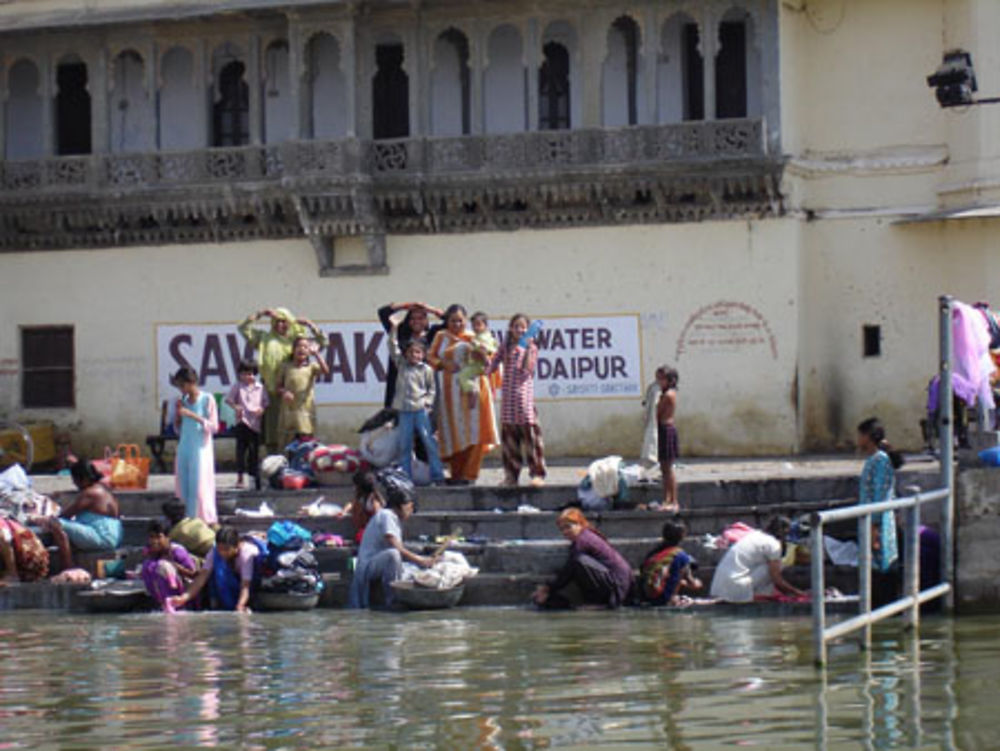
[428,304,499,484]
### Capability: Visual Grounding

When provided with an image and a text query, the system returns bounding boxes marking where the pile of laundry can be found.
[401,551,479,590]
[0,464,59,523]
[258,521,324,596]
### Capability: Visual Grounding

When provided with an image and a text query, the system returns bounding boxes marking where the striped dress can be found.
[428,330,498,458]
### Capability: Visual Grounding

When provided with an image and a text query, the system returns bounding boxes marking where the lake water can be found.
[0,610,993,750]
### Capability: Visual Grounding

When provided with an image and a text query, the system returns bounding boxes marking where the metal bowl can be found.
[75,582,153,613]
[255,590,320,611]
[390,581,465,610]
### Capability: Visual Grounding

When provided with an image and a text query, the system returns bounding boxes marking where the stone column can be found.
[90,48,110,153]
[248,34,264,145]
[342,23,357,138]
[524,18,539,131]
[197,40,211,147]
[641,7,658,126]
[699,9,717,120]
[401,26,421,137]
[469,21,484,134]
[288,21,307,139]
[0,66,8,157]
[349,20,366,139]
[412,20,429,136]
[41,53,53,155]
[580,13,605,128]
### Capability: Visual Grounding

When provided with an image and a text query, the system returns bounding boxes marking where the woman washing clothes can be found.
[168,527,265,613]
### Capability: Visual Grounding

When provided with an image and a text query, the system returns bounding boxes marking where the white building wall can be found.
[0,221,801,458]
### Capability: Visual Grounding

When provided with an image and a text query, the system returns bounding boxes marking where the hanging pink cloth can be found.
[952,301,995,409]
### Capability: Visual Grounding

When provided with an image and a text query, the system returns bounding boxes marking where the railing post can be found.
[939,294,955,611]
[811,514,827,666]
[858,516,872,649]
[903,497,920,629]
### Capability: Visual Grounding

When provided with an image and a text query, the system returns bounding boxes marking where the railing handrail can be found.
[811,487,948,524]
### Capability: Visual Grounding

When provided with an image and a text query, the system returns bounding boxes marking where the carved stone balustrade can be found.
[0,119,783,251]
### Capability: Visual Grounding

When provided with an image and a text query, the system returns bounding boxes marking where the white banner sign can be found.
[155,314,642,406]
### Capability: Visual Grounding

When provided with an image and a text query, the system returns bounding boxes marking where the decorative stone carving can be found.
[0,119,781,252]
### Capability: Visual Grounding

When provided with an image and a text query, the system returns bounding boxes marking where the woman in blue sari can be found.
[857,418,903,573]
[168,527,264,612]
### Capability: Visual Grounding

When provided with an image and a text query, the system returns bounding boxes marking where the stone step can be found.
[106,466,940,517]
[118,497,878,548]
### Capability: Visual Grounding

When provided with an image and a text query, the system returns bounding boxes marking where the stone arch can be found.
[110,49,154,152]
[55,53,91,155]
[539,21,578,130]
[307,31,348,139]
[211,43,249,146]
[484,24,525,134]
[658,12,703,123]
[602,15,645,127]
[5,58,44,158]
[159,45,201,150]
[263,39,293,143]
[372,32,409,139]
[430,27,470,136]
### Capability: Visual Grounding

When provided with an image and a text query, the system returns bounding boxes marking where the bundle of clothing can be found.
[401,550,478,590]
[576,456,632,510]
[0,464,59,523]
[258,521,324,596]
[261,440,367,490]
[357,409,435,484]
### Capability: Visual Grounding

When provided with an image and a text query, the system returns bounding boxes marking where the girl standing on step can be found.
[276,337,331,451]
[487,314,546,487]
[172,366,218,525]
[857,417,904,574]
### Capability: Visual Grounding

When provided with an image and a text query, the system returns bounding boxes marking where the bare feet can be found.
[529,476,545,488]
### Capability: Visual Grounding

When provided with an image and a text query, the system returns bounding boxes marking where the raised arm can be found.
[427,330,447,371]
[237,311,268,344]
[387,532,435,568]
[204,394,219,435]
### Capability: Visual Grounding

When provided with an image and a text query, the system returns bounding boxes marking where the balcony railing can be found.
[0,119,781,252]
[0,119,768,195]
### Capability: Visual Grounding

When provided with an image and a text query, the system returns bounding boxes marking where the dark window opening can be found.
[612,17,639,126]
[539,42,570,130]
[715,21,747,119]
[863,325,882,358]
[440,29,471,135]
[22,326,74,408]
[213,61,250,147]
[373,43,410,139]
[56,62,92,155]
[682,24,704,121]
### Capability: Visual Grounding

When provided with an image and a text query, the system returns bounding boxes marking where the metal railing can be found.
[810,295,955,665]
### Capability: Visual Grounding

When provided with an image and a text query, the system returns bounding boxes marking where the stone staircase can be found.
[1,462,941,611]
